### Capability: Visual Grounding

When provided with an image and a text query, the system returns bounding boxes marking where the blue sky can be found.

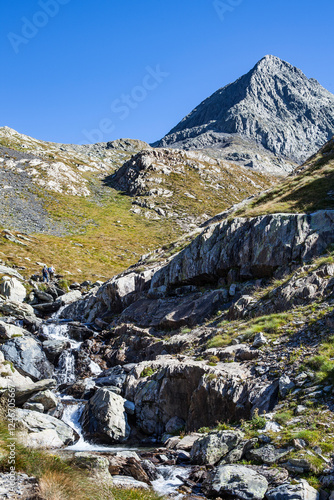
[1,0,334,145]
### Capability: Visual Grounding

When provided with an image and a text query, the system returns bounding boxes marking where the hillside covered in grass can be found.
[237,136,334,217]
[0,127,275,281]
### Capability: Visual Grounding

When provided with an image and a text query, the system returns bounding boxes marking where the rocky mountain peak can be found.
[158,56,334,166]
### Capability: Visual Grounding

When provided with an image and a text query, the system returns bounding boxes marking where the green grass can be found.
[0,421,161,500]
[140,367,157,378]
[238,136,334,217]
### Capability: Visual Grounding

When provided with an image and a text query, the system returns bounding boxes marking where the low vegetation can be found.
[237,136,334,217]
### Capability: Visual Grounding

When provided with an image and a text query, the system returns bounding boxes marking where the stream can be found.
[41,318,191,497]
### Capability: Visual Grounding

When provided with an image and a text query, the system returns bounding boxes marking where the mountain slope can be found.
[158,55,334,168]
[0,127,274,281]
[237,135,334,217]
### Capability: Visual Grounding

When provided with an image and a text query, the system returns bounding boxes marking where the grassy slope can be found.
[236,136,334,217]
[0,129,275,282]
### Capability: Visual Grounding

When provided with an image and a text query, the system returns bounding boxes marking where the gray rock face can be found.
[158,55,334,166]
[206,464,268,499]
[0,321,26,341]
[0,300,34,319]
[0,337,53,381]
[150,211,334,291]
[266,479,319,500]
[247,445,292,465]
[81,388,131,443]
[27,390,59,411]
[14,408,77,448]
[121,289,229,329]
[124,359,277,436]
[0,277,26,302]
[190,430,244,465]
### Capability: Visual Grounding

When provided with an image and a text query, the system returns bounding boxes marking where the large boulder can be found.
[26,389,59,411]
[206,464,268,499]
[0,265,24,280]
[81,388,131,443]
[42,339,70,363]
[14,408,78,448]
[190,430,244,465]
[15,379,57,406]
[265,479,319,500]
[0,321,27,341]
[0,300,34,319]
[0,277,26,302]
[124,359,277,436]
[56,289,82,306]
[0,337,54,381]
[150,211,334,290]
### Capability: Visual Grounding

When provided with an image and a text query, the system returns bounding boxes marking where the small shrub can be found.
[207,355,219,366]
[140,366,156,378]
[198,426,210,434]
[248,409,266,430]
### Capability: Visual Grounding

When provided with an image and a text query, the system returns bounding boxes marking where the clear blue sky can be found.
[1,0,334,145]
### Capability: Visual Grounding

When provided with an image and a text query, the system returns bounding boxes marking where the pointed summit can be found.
[158,56,334,165]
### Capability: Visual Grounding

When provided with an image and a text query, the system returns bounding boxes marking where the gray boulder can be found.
[0,321,26,341]
[279,375,295,398]
[34,290,54,303]
[23,402,44,413]
[0,265,24,280]
[206,464,268,499]
[0,277,26,302]
[0,337,54,381]
[190,430,244,465]
[14,408,78,448]
[81,388,131,443]
[266,479,319,500]
[42,339,70,363]
[0,300,34,319]
[247,445,292,465]
[26,389,59,411]
[15,378,57,406]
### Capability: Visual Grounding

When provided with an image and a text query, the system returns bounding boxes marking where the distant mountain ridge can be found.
[158,55,334,165]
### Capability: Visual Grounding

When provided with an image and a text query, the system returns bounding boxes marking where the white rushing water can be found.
[62,400,138,452]
[152,465,191,499]
[41,322,82,384]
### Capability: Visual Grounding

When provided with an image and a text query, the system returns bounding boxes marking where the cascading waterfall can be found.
[41,317,189,497]
[152,466,191,499]
[41,321,83,385]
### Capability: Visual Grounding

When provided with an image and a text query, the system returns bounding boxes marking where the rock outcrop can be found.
[150,211,334,290]
[14,408,78,448]
[81,388,131,443]
[0,337,53,381]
